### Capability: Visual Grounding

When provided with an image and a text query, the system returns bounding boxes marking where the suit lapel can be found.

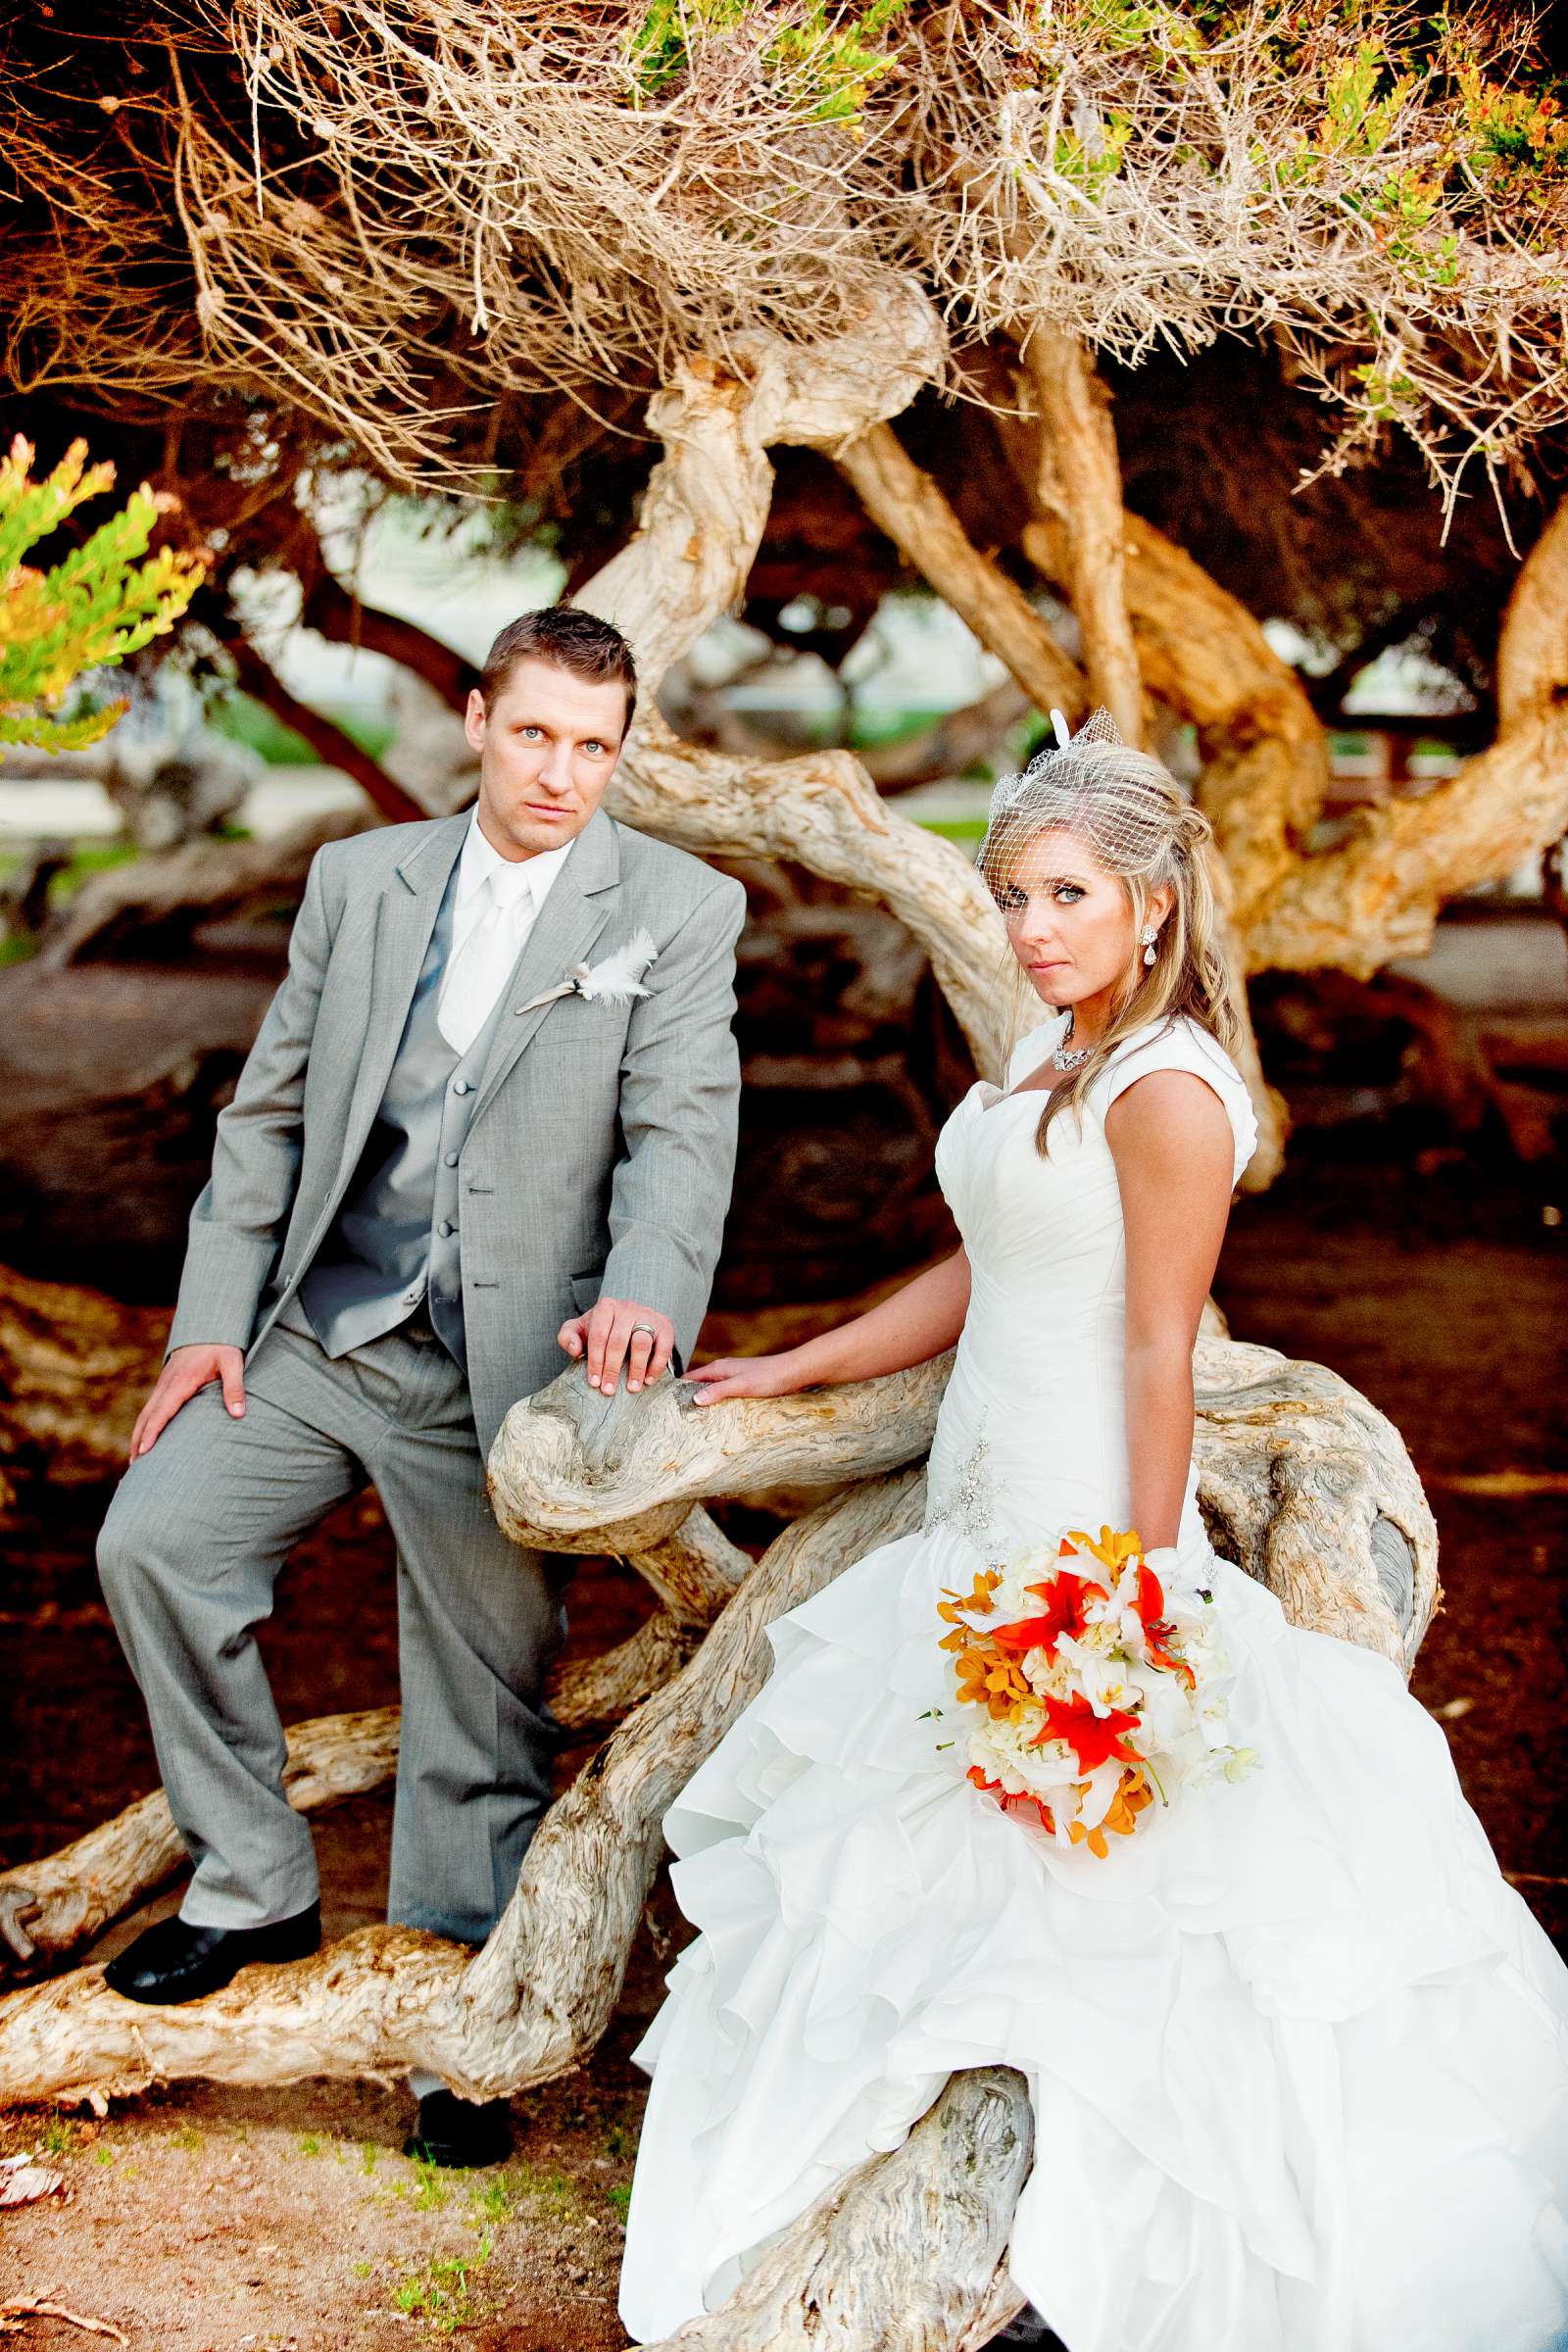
[335,815,468,1185]
[469,808,621,1126]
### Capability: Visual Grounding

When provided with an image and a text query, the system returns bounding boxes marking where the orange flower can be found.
[1130,1561,1197,1689]
[937,1569,1003,1626]
[1067,1766,1153,1858]
[1067,1525,1145,1576]
[992,1569,1107,1656]
[1032,1690,1142,1775]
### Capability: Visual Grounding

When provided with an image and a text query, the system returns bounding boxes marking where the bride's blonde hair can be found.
[979,722,1244,1157]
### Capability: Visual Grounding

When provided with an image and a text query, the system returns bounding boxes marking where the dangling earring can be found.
[1141,926,1158,968]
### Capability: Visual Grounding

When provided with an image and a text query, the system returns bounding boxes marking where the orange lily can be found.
[992,1569,1107,1656]
[1032,1690,1142,1774]
[1131,1561,1197,1689]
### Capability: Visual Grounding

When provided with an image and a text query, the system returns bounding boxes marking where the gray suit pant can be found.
[97,1314,564,1942]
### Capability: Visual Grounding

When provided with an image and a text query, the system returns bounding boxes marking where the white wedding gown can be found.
[618,1013,1568,2351]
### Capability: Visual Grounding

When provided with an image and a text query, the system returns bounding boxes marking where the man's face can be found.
[464,656,630,859]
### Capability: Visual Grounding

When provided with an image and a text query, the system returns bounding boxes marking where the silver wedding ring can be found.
[630,1322,659,1340]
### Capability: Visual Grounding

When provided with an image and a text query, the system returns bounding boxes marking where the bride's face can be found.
[997,827,1145,1010]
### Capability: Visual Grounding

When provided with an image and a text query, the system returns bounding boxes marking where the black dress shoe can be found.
[404,2088,512,2170]
[102,1902,321,2005]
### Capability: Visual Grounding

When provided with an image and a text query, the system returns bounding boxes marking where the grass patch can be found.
[467,2177,515,2230]
[296,2132,323,2158]
[391,2241,492,2335]
[606,2181,632,2224]
[169,2126,205,2153]
[408,2153,452,2212]
[917,815,986,847]
[504,2160,584,2217]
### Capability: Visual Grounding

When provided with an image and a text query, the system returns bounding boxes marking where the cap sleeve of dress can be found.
[1098,1017,1258,1186]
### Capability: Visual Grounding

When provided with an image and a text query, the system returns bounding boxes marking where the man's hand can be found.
[556,1298,675,1396]
[129,1344,246,1461]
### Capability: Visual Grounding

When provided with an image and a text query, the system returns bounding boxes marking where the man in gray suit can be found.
[96,607,745,2163]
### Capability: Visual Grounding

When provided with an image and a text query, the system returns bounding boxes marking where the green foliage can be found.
[1320,45,1413,160]
[628,0,910,122]
[1048,107,1135,198]
[1078,0,1203,59]
[1458,68,1568,187]
[0,437,206,758]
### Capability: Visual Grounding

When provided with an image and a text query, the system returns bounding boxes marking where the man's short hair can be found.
[479,607,638,730]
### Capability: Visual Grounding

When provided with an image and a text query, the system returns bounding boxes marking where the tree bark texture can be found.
[1024,330,1144,745]
[637,2067,1034,2352]
[577,300,945,700]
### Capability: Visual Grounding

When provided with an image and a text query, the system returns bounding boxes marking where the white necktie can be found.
[437,874,529,1055]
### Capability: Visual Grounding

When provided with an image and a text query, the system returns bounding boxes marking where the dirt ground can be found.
[2,1127,1565,2346]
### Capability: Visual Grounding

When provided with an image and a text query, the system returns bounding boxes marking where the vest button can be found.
[438,1220,455,1239]
[453,1079,471,1096]
[444,1152,459,1167]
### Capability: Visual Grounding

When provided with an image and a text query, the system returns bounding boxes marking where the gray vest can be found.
[298,868,507,1369]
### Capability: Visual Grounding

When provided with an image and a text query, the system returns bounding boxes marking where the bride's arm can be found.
[1105,1072,1235,1550]
[685,1248,972,1404]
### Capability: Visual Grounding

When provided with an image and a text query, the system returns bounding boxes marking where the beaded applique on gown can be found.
[618,1014,1568,2351]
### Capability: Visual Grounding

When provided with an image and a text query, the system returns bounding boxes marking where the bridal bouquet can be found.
[937,1527,1254,1857]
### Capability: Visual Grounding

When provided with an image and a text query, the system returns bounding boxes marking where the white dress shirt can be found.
[435,813,575,1055]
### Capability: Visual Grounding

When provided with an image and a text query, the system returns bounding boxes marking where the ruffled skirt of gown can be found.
[617,1525,1568,2350]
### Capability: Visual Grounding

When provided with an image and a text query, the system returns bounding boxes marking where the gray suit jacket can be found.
[169,808,747,1457]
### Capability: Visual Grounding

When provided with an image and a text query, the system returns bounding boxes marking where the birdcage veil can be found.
[977,707,1189,898]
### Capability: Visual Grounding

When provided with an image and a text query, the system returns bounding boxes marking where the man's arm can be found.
[164,843,338,1356]
[565,875,745,1392]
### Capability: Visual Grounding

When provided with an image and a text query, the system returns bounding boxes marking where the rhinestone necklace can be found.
[1051,1011,1094,1074]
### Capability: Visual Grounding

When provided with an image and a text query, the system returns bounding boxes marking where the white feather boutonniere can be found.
[513,928,659,1018]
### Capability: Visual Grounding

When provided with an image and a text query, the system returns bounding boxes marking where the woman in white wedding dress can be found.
[617,717,1568,2352]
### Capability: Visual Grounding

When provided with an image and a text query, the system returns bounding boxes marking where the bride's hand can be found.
[683,1352,809,1405]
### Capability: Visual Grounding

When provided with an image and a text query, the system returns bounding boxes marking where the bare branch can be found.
[834,424,1084,721]
[225,639,424,824]
[301,572,476,714]
[1023,329,1143,742]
